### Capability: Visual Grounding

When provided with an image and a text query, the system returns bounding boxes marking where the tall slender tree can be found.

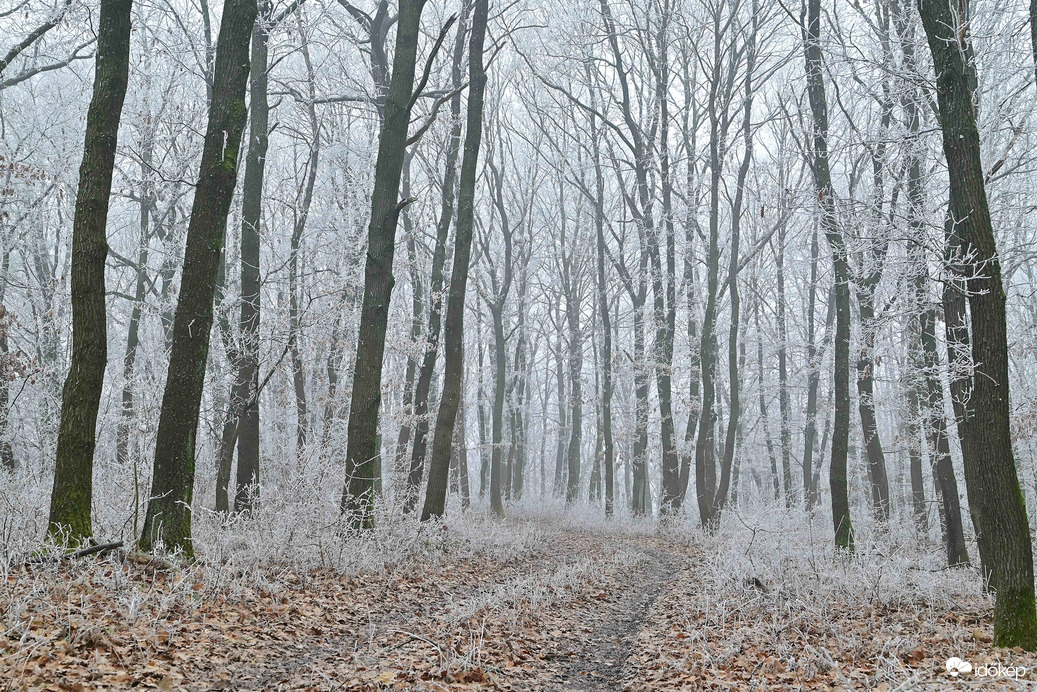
[47,0,133,544]
[804,0,853,551]
[340,0,446,528]
[404,0,471,511]
[139,0,258,555]
[422,0,490,522]
[232,0,272,514]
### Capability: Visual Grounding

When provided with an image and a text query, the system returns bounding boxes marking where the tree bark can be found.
[140,0,257,556]
[341,0,431,529]
[804,0,854,552]
[918,0,1037,648]
[421,0,489,521]
[233,0,271,513]
[891,0,969,568]
[404,0,469,510]
[47,0,132,544]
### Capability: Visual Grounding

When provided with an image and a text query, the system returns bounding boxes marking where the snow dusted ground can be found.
[2,468,1034,689]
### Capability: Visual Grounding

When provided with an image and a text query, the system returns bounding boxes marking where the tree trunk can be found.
[48,0,132,544]
[341,0,430,529]
[593,172,614,518]
[804,0,854,552]
[553,306,568,496]
[233,1,271,513]
[477,319,489,496]
[653,11,679,512]
[918,0,1037,648]
[906,367,928,533]
[420,0,489,522]
[287,20,320,460]
[489,303,508,516]
[891,0,969,567]
[140,0,257,556]
[565,283,582,504]
[393,156,421,478]
[802,224,825,509]
[776,214,793,507]
[715,42,755,517]
[117,132,154,471]
[0,251,14,471]
[404,0,469,510]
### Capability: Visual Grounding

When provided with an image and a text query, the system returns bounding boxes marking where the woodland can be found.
[3,0,1037,687]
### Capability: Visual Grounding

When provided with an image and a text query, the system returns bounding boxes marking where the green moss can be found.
[993,588,1037,651]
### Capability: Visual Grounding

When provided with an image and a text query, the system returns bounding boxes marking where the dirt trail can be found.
[538,543,687,691]
[12,523,1027,690]
[2,527,694,691]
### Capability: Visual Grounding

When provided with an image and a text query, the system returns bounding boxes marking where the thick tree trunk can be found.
[139,0,257,556]
[420,0,489,521]
[804,0,854,551]
[341,0,429,529]
[918,0,1037,648]
[48,0,133,544]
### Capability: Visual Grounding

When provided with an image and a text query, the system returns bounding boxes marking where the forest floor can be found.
[3,510,1037,690]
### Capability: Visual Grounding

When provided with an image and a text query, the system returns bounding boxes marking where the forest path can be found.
[2,522,699,691]
[530,538,688,691]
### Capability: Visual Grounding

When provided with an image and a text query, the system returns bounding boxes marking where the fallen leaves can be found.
[3,522,1033,691]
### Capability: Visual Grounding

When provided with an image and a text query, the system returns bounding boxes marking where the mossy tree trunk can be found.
[139,0,257,556]
[917,0,1037,649]
[47,0,133,545]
